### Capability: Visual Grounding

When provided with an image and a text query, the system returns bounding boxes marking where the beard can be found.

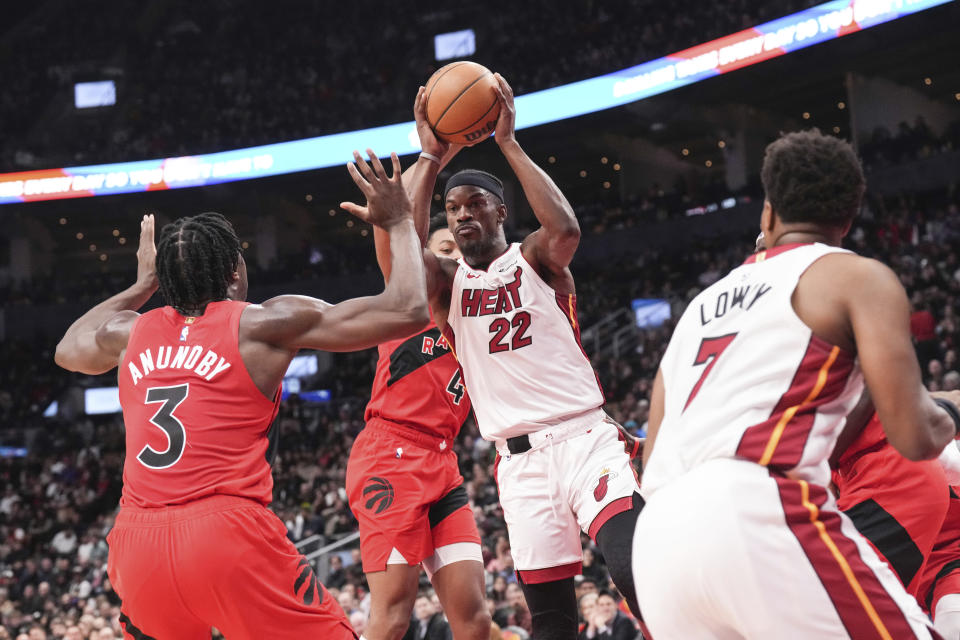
[456,233,497,266]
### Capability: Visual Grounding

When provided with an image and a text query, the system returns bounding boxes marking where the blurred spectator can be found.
[412,591,451,640]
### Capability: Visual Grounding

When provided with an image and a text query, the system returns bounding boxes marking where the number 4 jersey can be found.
[364,317,471,441]
[446,243,603,442]
[118,300,281,508]
[643,243,864,497]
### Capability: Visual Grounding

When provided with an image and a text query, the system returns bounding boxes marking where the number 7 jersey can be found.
[446,243,604,441]
[643,243,864,497]
[117,300,282,508]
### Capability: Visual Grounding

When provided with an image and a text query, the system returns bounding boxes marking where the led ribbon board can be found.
[0,0,949,205]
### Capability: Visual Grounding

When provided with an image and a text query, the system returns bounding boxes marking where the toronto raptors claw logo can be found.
[293,557,323,606]
[593,468,618,502]
[363,477,395,513]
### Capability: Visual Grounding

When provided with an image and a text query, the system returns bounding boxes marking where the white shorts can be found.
[633,458,937,639]
[494,410,639,582]
[387,542,483,580]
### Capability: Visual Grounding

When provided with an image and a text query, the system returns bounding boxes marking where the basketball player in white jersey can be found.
[635,129,960,638]
[399,73,643,640]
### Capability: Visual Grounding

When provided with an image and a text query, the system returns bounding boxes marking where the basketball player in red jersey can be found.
[829,391,960,638]
[343,98,489,640]
[636,130,960,638]
[833,406,950,598]
[377,75,643,640]
[53,151,428,640]
[919,484,960,639]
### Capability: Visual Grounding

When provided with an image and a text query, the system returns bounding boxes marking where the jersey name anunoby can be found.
[127,345,232,385]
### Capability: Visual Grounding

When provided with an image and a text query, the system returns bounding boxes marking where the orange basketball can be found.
[424,62,501,145]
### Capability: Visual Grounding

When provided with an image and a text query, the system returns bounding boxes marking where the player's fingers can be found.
[366,148,387,180]
[340,201,369,222]
[140,214,153,246]
[495,72,514,99]
[414,86,425,115]
[389,152,401,181]
[491,80,506,103]
[346,162,372,194]
[352,150,376,182]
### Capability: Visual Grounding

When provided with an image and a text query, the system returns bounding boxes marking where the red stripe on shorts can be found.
[774,474,919,640]
[517,561,583,584]
[587,495,633,542]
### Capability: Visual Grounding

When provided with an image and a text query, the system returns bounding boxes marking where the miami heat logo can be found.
[593,468,618,502]
[363,477,395,513]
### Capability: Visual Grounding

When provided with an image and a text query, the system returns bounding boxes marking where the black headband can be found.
[444,170,504,203]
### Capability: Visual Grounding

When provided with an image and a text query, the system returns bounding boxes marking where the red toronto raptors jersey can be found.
[919,486,960,610]
[118,300,281,508]
[364,321,470,442]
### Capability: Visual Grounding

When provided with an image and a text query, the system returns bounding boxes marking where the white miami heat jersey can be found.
[643,243,864,497]
[445,243,604,441]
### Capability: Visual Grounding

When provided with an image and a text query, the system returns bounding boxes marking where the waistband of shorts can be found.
[114,494,263,526]
[494,408,609,455]
[365,416,454,451]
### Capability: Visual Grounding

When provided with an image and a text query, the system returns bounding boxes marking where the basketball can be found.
[424,61,501,145]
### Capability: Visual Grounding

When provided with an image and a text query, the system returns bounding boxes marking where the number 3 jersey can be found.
[364,318,471,442]
[643,243,864,497]
[118,300,281,508]
[446,243,603,442]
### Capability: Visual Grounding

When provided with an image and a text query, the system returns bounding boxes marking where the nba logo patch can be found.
[179,326,189,342]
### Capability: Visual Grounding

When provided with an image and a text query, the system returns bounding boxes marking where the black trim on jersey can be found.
[387,327,450,387]
[264,417,280,466]
[951,487,959,501]
[428,484,469,528]
[844,498,924,588]
[925,559,960,611]
[118,611,159,640]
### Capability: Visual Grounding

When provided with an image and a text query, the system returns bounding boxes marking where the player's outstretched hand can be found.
[492,72,516,147]
[340,149,413,230]
[136,214,159,291]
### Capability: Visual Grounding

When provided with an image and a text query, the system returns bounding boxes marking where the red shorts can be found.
[929,568,960,616]
[106,495,355,640]
[346,418,480,573]
[835,443,949,596]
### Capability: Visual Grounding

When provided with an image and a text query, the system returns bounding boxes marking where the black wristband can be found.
[934,398,960,437]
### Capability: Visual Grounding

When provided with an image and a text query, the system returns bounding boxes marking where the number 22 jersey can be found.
[446,243,603,442]
[117,300,281,508]
[643,243,864,497]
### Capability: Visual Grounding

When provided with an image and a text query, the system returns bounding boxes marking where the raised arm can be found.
[54,215,159,374]
[374,87,462,282]
[491,74,580,284]
[245,151,429,352]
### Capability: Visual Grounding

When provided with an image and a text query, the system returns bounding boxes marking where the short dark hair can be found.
[156,212,241,314]
[760,129,865,227]
[428,212,448,239]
